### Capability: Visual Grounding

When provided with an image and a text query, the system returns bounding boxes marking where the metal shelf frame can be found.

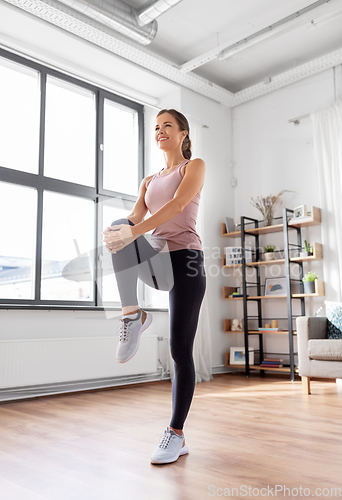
[240,208,307,381]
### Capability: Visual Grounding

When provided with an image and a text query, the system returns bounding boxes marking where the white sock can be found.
[123,309,141,320]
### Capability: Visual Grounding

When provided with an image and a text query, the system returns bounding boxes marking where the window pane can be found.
[103,100,139,196]
[144,285,169,309]
[0,57,40,174]
[101,204,131,304]
[41,192,95,301]
[44,76,96,187]
[0,182,37,299]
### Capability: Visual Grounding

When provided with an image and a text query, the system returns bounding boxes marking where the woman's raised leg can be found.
[110,218,174,362]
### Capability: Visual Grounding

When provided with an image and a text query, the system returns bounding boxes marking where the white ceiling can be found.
[2,0,342,106]
[127,0,342,92]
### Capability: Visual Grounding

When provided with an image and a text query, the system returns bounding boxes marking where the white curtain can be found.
[311,100,342,302]
[169,115,213,383]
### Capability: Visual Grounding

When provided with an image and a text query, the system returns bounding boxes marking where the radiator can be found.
[0,336,159,389]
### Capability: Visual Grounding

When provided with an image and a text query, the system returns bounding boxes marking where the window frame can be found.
[0,48,166,311]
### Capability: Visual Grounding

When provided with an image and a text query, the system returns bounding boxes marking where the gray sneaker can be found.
[150,426,189,464]
[116,309,152,363]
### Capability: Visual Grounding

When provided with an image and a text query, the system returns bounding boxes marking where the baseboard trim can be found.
[0,371,170,403]
[0,366,231,403]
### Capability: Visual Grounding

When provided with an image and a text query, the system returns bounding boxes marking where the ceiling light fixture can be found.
[218,0,332,61]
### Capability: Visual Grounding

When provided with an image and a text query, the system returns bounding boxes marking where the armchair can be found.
[296,316,342,394]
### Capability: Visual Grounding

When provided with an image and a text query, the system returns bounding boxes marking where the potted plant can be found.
[300,240,313,258]
[302,271,318,294]
[264,244,276,261]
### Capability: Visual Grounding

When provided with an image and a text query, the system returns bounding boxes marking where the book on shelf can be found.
[261,361,283,366]
[261,364,284,368]
[289,215,311,224]
[261,357,284,368]
[258,328,283,331]
[263,358,284,363]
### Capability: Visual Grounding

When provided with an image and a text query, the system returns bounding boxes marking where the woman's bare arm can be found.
[126,175,153,225]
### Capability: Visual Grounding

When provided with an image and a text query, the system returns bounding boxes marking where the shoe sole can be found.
[150,444,189,465]
[116,312,153,363]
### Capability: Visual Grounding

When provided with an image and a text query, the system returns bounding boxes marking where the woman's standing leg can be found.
[150,249,206,465]
[168,249,206,431]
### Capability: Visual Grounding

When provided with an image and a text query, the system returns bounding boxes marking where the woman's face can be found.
[154,112,186,153]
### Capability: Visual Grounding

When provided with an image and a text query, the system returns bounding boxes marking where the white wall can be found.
[233,69,337,217]
[231,67,341,360]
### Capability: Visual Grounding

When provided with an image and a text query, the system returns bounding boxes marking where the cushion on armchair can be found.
[325,301,342,339]
[308,339,342,360]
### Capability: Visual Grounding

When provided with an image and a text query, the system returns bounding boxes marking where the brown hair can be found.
[156,109,192,160]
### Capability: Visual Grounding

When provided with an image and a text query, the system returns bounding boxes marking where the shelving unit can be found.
[222,206,324,381]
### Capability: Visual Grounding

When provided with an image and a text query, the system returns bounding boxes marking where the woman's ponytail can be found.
[182,135,192,160]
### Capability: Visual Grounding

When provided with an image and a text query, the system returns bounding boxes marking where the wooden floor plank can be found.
[0,374,341,500]
[0,477,48,500]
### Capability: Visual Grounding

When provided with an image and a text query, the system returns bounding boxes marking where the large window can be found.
[0,49,155,310]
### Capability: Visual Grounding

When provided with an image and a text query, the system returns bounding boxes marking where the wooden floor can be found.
[0,374,341,500]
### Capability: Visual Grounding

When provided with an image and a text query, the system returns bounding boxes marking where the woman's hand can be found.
[102,224,137,253]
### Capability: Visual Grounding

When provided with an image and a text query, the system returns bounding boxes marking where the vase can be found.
[303,281,315,294]
[264,213,273,227]
[264,252,275,261]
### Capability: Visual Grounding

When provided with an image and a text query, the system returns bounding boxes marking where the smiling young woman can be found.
[102,109,206,465]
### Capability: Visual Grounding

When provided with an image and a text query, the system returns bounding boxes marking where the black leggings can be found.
[110,218,206,430]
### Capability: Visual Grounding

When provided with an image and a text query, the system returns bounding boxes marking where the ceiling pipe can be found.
[55,0,183,45]
[137,0,183,26]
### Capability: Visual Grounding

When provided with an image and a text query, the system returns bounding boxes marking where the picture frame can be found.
[293,205,308,218]
[225,217,236,234]
[230,347,254,365]
[265,277,287,296]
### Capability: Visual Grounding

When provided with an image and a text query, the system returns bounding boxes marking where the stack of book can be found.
[228,292,249,298]
[260,358,283,368]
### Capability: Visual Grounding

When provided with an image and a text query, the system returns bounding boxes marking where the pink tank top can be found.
[144,159,203,252]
